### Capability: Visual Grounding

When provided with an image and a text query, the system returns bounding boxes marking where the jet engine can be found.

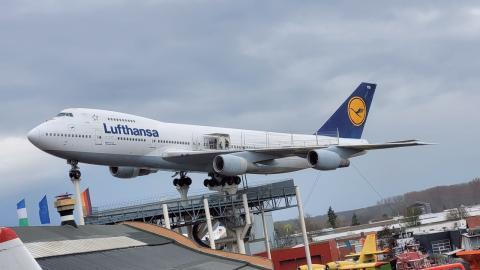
[307,149,350,170]
[109,166,156,179]
[213,154,248,176]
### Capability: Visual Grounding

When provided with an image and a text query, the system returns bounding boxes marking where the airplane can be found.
[27,82,430,190]
[0,227,43,270]
[298,234,391,270]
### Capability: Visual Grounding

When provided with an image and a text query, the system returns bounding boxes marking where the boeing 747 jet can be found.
[27,83,429,189]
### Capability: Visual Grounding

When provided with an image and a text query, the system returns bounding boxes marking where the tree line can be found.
[274,178,480,237]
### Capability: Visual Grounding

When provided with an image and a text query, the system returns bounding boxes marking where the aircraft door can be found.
[192,135,201,150]
[94,129,103,145]
[65,123,75,147]
[104,135,115,146]
[203,134,231,150]
[148,138,157,150]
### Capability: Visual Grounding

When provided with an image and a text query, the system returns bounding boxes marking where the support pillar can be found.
[176,185,190,203]
[203,198,215,249]
[261,209,272,259]
[71,178,84,225]
[296,186,312,270]
[162,204,171,229]
[236,228,246,254]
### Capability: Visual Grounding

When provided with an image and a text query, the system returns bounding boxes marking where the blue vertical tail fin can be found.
[316,82,376,139]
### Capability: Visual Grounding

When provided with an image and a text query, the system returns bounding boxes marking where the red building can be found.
[256,240,340,270]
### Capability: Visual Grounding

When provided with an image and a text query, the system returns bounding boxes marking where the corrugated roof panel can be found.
[13,224,171,245]
[26,236,146,258]
[37,245,247,270]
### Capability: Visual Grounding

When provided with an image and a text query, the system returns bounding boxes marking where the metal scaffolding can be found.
[85,179,297,228]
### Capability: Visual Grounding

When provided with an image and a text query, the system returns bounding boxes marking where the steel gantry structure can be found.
[85,179,297,228]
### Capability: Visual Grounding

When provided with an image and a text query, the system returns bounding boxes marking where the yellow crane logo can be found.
[348,96,366,126]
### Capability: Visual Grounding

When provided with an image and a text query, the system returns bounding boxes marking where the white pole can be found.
[296,186,312,270]
[238,193,252,255]
[71,178,85,225]
[203,198,215,249]
[162,204,171,229]
[242,194,251,229]
[236,228,246,254]
[261,209,272,259]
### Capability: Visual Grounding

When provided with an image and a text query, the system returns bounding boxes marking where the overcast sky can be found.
[0,1,478,227]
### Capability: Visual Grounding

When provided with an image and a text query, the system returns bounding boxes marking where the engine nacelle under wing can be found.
[213,154,248,176]
[307,149,350,170]
[109,166,156,179]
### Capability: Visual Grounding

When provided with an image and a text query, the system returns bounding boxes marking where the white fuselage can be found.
[27,108,365,174]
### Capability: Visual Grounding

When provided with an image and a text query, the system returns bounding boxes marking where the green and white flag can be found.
[17,199,29,226]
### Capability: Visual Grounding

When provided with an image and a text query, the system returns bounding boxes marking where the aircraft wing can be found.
[338,262,388,270]
[338,140,433,151]
[162,140,430,165]
[161,145,328,164]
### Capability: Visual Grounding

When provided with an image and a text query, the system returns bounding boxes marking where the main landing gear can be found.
[67,160,84,225]
[172,171,192,202]
[203,173,241,187]
[172,171,192,187]
[203,173,242,195]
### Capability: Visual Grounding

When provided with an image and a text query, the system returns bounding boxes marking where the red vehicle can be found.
[425,263,465,270]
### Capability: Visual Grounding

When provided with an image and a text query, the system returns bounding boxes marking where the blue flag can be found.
[38,195,50,225]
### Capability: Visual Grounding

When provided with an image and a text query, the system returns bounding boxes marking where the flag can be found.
[81,188,92,217]
[16,199,29,226]
[38,195,50,225]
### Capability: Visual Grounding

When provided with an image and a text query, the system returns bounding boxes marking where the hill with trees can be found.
[275,177,480,236]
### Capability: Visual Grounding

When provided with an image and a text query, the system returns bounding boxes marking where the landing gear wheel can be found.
[172,172,192,187]
[227,177,234,185]
[234,176,241,185]
[208,179,216,187]
[203,179,209,187]
[69,169,81,180]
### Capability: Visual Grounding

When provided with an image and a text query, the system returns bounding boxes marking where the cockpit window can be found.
[56,112,74,117]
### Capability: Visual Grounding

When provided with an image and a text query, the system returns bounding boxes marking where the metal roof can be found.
[26,236,146,258]
[13,224,168,244]
[37,245,246,270]
[12,223,272,270]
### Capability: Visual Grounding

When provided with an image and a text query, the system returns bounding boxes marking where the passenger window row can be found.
[115,138,190,145]
[56,112,74,117]
[153,139,189,145]
[46,133,91,138]
[117,137,146,142]
[108,117,135,123]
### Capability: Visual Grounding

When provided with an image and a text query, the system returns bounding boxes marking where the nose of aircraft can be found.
[27,126,40,146]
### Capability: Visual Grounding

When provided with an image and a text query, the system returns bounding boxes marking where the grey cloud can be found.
[0,1,478,225]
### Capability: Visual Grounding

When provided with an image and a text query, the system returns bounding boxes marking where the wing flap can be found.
[161,145,328,166]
